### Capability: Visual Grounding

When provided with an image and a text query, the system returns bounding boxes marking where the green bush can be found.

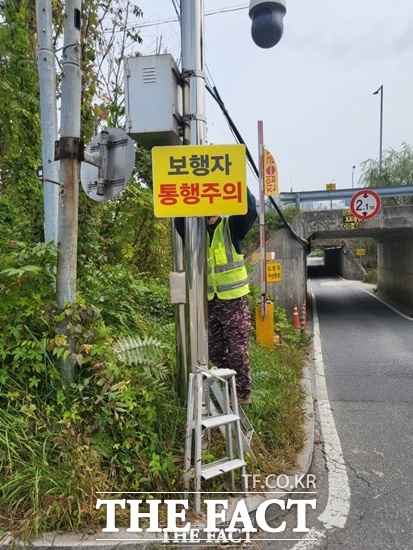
[364,268,378,284]
[0,242,58,387]
[0,243,186,539]
[79,262,174,336]
[0,242,307,540]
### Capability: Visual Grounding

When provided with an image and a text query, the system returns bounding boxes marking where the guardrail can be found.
[279,184,413,207]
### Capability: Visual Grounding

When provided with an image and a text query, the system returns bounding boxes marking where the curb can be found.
[1,366,315,549]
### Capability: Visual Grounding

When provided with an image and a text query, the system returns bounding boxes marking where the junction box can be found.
[124,54,183,148]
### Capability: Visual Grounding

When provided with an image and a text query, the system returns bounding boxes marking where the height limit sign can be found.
[350,189,381,220]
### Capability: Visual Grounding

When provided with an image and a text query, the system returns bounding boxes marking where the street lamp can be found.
[373,85,383,171]
[352,165,356,188]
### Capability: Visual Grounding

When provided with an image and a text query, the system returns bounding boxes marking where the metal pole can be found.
[172,225,188,402]
[258,120,267,317]
[352,165,355,188]
[379,85,383,171]
[36,0,59,244]
[56,0,82,384]
[173,18,191,402]
[373,85,383,171]
[181,0,208,378]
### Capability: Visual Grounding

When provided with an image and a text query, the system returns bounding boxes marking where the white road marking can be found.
[320,281,354,286]
[290,527,326,549]
[336,275,413,320]
[353,284,413,321]
[311,290,351,529]
[291,288,351,549]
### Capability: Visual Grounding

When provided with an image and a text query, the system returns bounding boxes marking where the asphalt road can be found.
[253,264,413,549]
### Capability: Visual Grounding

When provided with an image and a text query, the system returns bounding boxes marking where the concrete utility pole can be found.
[56,0,82,384]
[36,0,59,244]
[180,0,209,389]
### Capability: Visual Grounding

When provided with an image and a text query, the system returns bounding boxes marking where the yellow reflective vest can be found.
[207,218,249,301]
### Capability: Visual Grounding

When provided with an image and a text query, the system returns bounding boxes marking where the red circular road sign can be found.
[350,189,381,220]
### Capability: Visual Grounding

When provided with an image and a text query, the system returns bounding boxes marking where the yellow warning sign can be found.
[152,144,247,217]
[266,261,282,283]
[342,209,361,230]
[263,148,279,196]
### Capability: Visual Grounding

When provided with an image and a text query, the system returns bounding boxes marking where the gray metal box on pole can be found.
[124,54,182,148]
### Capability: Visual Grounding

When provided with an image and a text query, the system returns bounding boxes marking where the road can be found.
[253,263,413,549]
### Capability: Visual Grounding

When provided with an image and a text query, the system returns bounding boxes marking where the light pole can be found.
[36,0,59,245]
[177,0,208,399]
[373,85,383,171]
[352,165,356,188]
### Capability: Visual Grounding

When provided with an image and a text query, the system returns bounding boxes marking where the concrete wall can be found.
[377,237,413,316]
[324,247,366,280]
[249,225,307,317]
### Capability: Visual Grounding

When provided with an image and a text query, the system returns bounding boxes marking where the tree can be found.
[359,143,413,205]
[0,0,44,244]
[75,1,172,280]
[0,1,170,280]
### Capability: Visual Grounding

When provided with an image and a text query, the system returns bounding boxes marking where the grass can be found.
[0,406,111,539]
[248,339,307,473]
[0,299,309,541]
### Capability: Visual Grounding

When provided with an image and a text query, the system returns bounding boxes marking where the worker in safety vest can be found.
[175,187,257,405]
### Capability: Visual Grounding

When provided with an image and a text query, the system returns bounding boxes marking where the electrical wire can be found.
[102,4,249,33]
[170,0,180,21]
[205,83,311,252]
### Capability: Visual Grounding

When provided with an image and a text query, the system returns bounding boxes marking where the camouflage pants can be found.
[208,295,252,399]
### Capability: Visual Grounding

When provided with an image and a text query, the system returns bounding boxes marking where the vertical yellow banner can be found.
[263,148,279,196]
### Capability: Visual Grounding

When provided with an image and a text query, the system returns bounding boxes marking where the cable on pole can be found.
[205,84,310,253]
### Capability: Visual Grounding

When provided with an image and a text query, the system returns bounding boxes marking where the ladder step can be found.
[202,413,240,429]
[201,458,246,480]
[208,368,236,379]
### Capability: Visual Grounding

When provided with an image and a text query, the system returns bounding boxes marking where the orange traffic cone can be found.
[292,305,301,330]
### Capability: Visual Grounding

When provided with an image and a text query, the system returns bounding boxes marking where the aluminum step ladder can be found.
[184,368,248,513]
[209,379,256,462]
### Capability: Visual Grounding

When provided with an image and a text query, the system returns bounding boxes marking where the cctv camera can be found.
[249,0,286,49]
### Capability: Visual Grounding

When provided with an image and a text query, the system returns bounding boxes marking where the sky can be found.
[131,0,413,199]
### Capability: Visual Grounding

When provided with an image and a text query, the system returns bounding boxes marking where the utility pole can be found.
[56,0,82,384]
[173,0,287,400]
[180,0,209,386]
[373,85,383,171]
[36,0,59,244]
[258,120,267,317]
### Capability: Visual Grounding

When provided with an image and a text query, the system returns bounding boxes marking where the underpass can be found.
[250,204,413,318]
[301,205,413,316]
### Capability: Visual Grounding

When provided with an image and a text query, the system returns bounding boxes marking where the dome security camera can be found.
[249,0,286,49]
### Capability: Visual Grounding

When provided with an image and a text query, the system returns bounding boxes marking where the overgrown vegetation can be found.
[0,241,308,539]
[364,269,377,284]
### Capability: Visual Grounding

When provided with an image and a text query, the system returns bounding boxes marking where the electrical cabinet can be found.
[124,54,182,148]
